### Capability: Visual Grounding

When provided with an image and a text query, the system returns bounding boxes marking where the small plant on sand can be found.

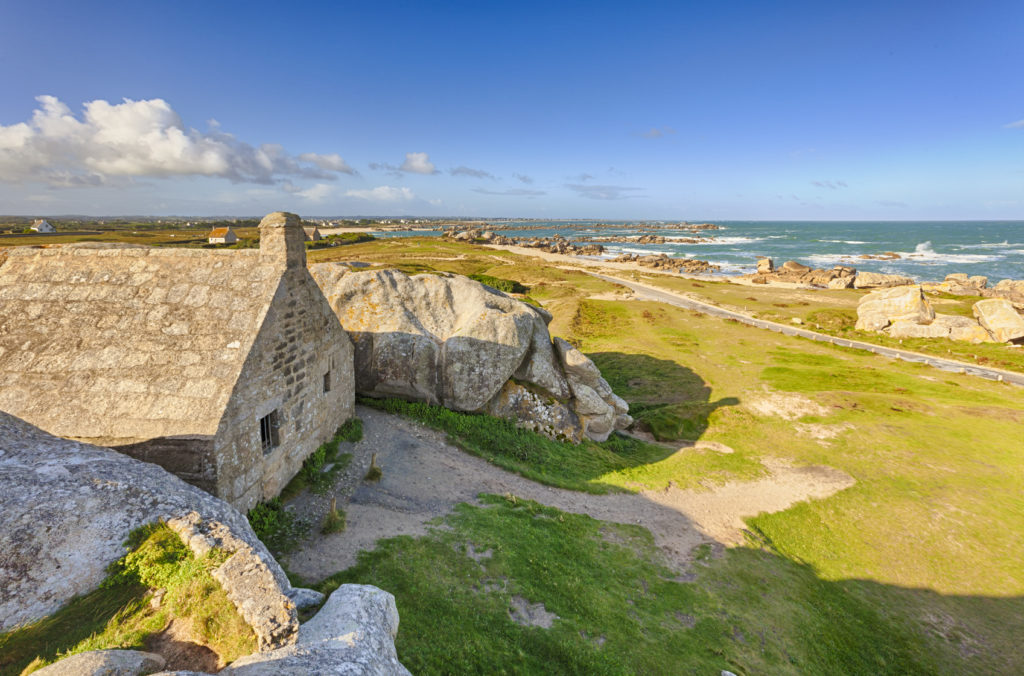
[279,421,358,499]
[321,498,347,534]
[364,453,383,482]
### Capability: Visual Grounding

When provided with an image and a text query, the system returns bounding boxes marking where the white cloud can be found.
[297,152,357,174]
[345,185,415,201]
[400,152,438,174]
[0,95,355,186]
[297,183,336,202]
[1005,119,1024,129]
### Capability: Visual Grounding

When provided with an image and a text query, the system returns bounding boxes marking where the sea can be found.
[382,220,1024,282]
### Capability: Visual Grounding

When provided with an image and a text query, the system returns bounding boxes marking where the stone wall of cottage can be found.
[212,213,355,510]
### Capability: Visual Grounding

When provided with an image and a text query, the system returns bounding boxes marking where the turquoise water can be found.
[387,220,1024,281]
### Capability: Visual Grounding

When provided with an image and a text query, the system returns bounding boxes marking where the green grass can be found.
[0,523,255,675]
[321,494,945,675]
[468,273,529,294]
[304,238,1024,672]
[279,420,359,500]
[246,498,309,556]
[358,396,675,493]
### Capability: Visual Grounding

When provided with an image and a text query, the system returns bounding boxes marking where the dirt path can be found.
[286,406,854,582]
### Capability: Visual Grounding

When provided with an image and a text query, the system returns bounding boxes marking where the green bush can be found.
[468,273,528,294]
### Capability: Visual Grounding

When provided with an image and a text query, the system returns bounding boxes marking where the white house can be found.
[30,220,55,233]
[208,226,238,245]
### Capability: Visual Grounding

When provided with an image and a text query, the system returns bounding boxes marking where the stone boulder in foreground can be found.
[0,412,308,638]
[310,266,631,442]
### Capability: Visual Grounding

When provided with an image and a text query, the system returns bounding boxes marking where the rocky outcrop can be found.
[746,260,855,288]
[310,266,631,441]
[853,270,915,289]
[0,412,313,637]
[609,252,719,274]
[922,273,989,296]
[973,299,1024,343]
[32,649,166,676]
[167,513,306,651]
[856,285,935,331]
[40,586,410,676]
[210,585,411,676]
[984,279,1024,308]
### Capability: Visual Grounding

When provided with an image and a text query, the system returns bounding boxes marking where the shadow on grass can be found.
[314,494,1023,675]
[589,351,739,441]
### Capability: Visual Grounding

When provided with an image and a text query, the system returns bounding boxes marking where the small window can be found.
[259,410,280,453]
[323,370,332,394]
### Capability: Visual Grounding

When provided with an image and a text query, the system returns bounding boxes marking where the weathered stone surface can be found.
[214,585,411,676]
[855,285,934,331]
[973,299,1024,343]
[167,513,297,650]
[985,279,1024,308]
[484,381,582,442]
[0,412,303,635]
[886,320,950,339]
[853,270,915,289]
[554,338,632,441]
[33,650,166,676]
[931,315,995,344]
[781,260,811,274]
[0,212,355,510]
[311,266,630,442]
[756,257,774,274]
[827,275,855,289]
[310,267,535,411]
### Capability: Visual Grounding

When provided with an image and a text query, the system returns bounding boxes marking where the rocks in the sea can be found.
[756,257,774,274]
[853,270,915,289]
[973,298,1024,343]
[31,649,166,676]
[856,285,935,331]
[858,251,901,260]
[310,266,631,442]
[610,252,720,274]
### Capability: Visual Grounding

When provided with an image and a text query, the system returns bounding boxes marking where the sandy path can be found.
[286,407,854,582]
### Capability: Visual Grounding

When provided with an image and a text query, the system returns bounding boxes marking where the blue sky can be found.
[0,0,1021,219]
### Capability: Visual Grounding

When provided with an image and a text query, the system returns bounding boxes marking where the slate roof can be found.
[0,243,281,442]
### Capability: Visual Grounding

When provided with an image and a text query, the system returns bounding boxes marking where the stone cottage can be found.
[0,212,354,510]
[208,226,238,244]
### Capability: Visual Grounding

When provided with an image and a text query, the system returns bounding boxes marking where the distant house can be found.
[303,226,322,242]
[30,219,55,234]
[0,212,355,510]
[208,226,238,245]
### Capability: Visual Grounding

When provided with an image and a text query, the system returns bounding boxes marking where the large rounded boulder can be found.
[310,266,631,441]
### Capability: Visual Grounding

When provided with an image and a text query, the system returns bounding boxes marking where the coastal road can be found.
[587,272,1024,388]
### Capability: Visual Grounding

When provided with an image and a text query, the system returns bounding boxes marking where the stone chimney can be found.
[259,211,306,269]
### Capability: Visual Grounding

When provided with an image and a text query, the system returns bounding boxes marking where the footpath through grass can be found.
[324,494,940,675]
[301,239,1024,673]
[0,523,254,676]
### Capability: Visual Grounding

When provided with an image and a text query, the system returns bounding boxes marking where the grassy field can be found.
[607,270,1024,374]
[303,238,1023,674]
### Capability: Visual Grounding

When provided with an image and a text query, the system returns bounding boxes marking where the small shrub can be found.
[365,453,383,482]
[336,418,363,443]
[468,273,528,294]
[247,498,308,554]
[322,498,347,534]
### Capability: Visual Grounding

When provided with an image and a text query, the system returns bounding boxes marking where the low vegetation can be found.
[279,420,359,500]
[0,523,255,676]
[300,238,1023,673]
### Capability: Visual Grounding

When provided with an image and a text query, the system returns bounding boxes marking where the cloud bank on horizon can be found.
[0,95,356,188]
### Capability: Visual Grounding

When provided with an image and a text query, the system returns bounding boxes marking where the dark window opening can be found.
[259,410,280,453]
[323,370,332,394]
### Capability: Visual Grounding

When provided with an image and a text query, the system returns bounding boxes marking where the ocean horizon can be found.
[382,219,1024,282]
